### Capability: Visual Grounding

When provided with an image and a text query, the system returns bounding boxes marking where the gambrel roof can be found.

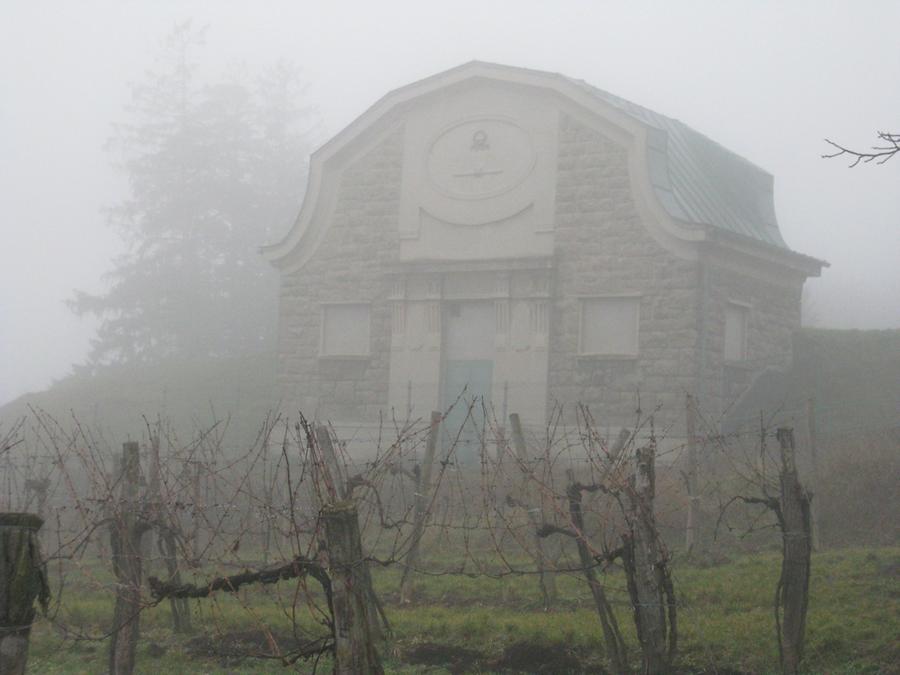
[567,76,785,248]
[265,61,825,275]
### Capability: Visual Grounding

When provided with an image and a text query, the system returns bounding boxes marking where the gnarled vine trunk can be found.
[622,442,676,674]
[109,442,149,675]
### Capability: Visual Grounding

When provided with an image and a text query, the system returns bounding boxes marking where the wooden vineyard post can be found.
[399,411,440,604]
[321,502,384,675]
[804,398,821,550]
[509,413,557,609]
[623,441,676,674]
[109,441,149,675]
[684,393,699,553]
[776,428,812,675]
[261,433,273,564]
[190,459,202,563]
[314,425,388,642]
[315,425,348,502]
[0,513,48,675]
[147,430,190,634]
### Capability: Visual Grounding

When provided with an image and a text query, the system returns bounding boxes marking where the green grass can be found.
[25,547,900,674]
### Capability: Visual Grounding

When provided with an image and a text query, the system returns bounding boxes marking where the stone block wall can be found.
[549,114,700,433]
[701,260,804,422]
[276,128,403,422]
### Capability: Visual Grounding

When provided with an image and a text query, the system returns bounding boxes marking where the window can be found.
[580,297,640,356]
[321,303,370,357]
[724,303,748,362]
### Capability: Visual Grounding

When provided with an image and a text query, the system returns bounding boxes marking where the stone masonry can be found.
[277,128,403,423]
[549,113,699,432]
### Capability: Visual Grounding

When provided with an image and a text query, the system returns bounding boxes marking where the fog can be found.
[1,0,899,406]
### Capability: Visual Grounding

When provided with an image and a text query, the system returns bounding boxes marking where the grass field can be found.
[24,546,900,674]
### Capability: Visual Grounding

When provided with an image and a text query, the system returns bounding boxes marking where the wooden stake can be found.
[804,398,821,550]
[315,424,348,501]
[625,441,673,674]
[147,429,190,634]
[399,411,440,604]
[685,393,699,553]
[109,442,149,675]
[322,502,384,675]
[314,425,387,640]
[509,413,557,609]
[776,427,812,675]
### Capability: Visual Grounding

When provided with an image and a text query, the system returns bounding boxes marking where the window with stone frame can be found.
[320,303,371,357]
[724,302,749,362]
[579,296,640,356]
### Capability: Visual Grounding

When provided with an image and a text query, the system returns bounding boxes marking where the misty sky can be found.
[1,0,898,406]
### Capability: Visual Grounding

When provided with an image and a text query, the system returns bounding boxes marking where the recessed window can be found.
[724,303,748,362]
[580,297,640,356]
[321,304,370,357]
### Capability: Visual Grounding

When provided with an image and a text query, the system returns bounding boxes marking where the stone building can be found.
[263,62,825,449]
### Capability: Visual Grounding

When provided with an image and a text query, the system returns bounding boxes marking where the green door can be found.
[442,359,493,464]
[442,302,495,464]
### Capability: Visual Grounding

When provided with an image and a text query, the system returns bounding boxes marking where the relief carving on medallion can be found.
[426,117,536,201]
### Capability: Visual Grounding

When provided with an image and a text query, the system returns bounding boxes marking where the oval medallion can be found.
[426,118,535,200]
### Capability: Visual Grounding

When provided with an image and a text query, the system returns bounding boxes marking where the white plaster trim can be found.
[419,203,534,229]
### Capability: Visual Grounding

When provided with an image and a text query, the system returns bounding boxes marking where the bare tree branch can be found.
[823,131,900,167]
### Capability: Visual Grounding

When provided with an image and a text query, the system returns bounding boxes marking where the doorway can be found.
[441,301,494,463]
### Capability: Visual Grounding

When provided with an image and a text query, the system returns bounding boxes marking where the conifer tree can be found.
[70,22,315,366]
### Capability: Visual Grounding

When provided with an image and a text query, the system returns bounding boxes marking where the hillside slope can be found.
[0,353,280,450]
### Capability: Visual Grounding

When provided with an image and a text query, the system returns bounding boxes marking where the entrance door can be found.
[442,301,494,463]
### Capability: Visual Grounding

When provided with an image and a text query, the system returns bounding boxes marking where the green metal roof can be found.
[566,77,787,249]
